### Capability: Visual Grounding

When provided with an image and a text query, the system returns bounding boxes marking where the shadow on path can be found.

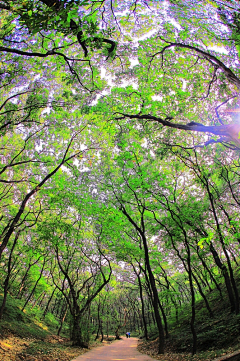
[71,337,158,361]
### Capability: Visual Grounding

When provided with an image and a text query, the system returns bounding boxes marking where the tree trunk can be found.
[22,258,46,312]
[205,180,239,313]
[71,314,87,347]
[192,272,213,318]
[115,324,121,340]
[0,231,20,320]
[134,266,148,339]
[43,287,57,318]
[141,230,164,354]
[58,304,68,336]
[158,299,169,338]
[17,256,42,299]
[210,242,236,312]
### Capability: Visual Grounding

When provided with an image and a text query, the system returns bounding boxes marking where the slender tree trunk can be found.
[172,297,178,323]
[95,302,101,341]
[169,227,197,354]
[158,299,169,338]
[100,320,104,342]
[206,180,239,313]
[120,205,164,352]
[134,266,148,339]
[192,273,213,318]
[188,261,197,356]
[17,256,42,299]
[38,292,47,308]
[17,264,31,299]
[115,324,121,340]
[210,242,236,312]
[51,297,59,316]
[58,303,68,336]
[0,145,78,260]
[31,291,46,309]
[0,231,20,320]
[141,230,164,354]
[22,258,46,312]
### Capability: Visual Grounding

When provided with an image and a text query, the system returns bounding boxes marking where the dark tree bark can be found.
[22,257,46,312]
[38,0,116,58]
[17,255,42,299]
[192,272,213,318]
[132,265,148,339]
[31,291,46,309]
[0,231,20,320]
[43,287,56,318]
[53,246,112,346]
[196,247,223,298]
[0,135,84,260]
[185,218,235,312]
[120,205,165,354]
[204,178,239,314]
[71,314,87,347]
[157,299,169,339]
[210,242,236,312]
[58,303,68,336]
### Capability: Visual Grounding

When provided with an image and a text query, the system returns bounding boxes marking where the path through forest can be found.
[71,337,158,361]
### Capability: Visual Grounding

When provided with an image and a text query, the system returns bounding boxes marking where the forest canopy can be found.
[0,0,240,357]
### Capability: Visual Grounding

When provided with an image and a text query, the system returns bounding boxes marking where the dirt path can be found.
[71,337,158,361]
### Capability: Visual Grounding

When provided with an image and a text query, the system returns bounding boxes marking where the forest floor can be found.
[136,281,240,361]
[0,333,92,361]
[137,337,239,361]
[1,286,240,361]
[0,331,239,361]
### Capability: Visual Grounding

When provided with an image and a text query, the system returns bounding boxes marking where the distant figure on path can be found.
[126,332,129,338]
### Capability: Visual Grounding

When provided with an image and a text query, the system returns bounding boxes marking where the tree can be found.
[1,1,240,356]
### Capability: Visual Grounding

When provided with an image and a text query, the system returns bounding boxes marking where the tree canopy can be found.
[0,0,240,356]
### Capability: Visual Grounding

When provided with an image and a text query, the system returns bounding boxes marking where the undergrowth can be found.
[140,277,240,357]
[0,293,65,340]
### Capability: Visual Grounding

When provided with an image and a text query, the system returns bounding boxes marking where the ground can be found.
[0,332,239,361]
[0,334,91,361]
[137,338,238,361]
[71,337,159,361]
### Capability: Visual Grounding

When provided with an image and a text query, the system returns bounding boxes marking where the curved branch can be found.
[0,129,87,259]
[115,112,240,143]
[0,46,57,58]
[152,40,240,89]
[0,90,32,112]
[215,95,238,125]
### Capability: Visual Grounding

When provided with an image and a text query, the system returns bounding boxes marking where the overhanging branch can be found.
[152,40,240,89]
[115,113,240,144]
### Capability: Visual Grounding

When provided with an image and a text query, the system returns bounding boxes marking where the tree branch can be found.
[115,112,240,144]
[152,40,240,89]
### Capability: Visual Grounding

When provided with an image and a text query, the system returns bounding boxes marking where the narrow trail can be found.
[71,337,158,361]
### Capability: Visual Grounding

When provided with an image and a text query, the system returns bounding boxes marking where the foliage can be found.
[1,0,240,357]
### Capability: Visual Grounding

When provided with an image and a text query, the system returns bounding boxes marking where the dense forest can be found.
[0,0,240,359]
